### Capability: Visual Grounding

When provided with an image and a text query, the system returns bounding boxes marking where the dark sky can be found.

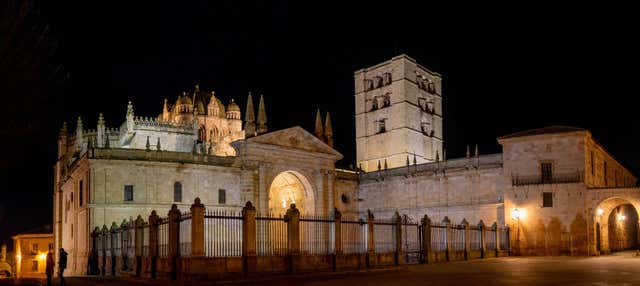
[1,1,639,245]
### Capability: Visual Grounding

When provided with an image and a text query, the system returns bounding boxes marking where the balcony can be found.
[512,171,582,186]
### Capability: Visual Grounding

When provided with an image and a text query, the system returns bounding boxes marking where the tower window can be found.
[382,93,391,107]
[383,72,392,85]
[377,119,387,134]
[174,182,182,202]
[218,189,226,204]
[370,98,378,111]
[540,162,553,182]
[427,82,436,94]
[124,185,134,201]
[542,192,553,207]
[364,79,373,91]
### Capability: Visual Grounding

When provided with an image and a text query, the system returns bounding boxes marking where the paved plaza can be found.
[4,251,640,286]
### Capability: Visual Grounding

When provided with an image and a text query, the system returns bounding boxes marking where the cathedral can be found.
[54,54,639,275]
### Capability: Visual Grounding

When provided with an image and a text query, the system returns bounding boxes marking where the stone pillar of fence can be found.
[110,222,118,276]
[333,208,343,255]
[493,222,499,257]
[134,215,144,277]
[366,209,375,268]
[478,220,486,259]
[191,198,205,256]
[168,204,181,280]
[461,219,470,261]
[120,220,128,273]
[421,215,431,263]
[443,216,451,262]
[148,211,159,278]
[101,225,108,276]
[242,201,257,274]
[89,228,98,275]
[393,212,403,265]
[285,203,300,273]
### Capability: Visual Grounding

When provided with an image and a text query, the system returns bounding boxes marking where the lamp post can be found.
[512,208,523,254]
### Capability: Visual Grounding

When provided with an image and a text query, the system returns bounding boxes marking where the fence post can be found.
[421,215,431,264]
[168,204,181,280]
[505,225,511,256]
[461,219,470,261]
[478,220,486,259]
[285,203,300,273]
[493,222,499,257]
[101,225,108,276]
[366,209,375,268]
[242,201,257,274]
[333,208,342,271]
[120,220,128,273]
[89,228,98,275]
[191,198,205,257]
[110,222,118,276]
[442,216,451,262]
[134,215,144,277]
[148,211,159,278]
[393,212,402,265]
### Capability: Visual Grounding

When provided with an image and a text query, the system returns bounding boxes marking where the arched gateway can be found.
[268,171,315,215]
[591,190,640,254]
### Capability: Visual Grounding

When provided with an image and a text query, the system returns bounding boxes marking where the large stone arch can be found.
[592,195,640,254]
[266,169,316,215]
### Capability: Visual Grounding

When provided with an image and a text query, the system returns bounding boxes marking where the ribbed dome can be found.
[227,99,240,112]
[177,95,193,105]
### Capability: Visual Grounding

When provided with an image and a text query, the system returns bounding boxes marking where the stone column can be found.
[421,215,431,263]
[366,210,375,268]
[327,171,335,214]
[258,164,269,214]
[443,216,451,262]
[285,204,300,273]
[134,215,144,277]
[393,212,403,265]
[478,220,486,259]
[242,201,257,273]
[168,204,181,280]
[462,219,470,261]
[190,198,205,257]
[493,222,500,257]
[315,170,325,215]
[148,211,159,278]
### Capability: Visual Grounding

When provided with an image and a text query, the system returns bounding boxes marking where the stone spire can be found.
[58,122,68,158]
[475,144,479,158]
[76,116,84,152]
[257,94,267,134]
[324,112,333,147]
[314,109,324,140]
[244,92,256,137]
[97,113,105,148]
[162,98,170,121]
[466,145,470,159]
[126,101,134,132]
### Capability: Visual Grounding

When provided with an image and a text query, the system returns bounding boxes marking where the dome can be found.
[227,99,240,112]
[196,100,205,114]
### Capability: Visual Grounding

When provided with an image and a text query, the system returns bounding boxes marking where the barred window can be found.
[124,185,134,201]
[541,162,552,182]
[377,119,386,134]
[174,182,182,202]
[218,189,226,204]
[543,192,553,208]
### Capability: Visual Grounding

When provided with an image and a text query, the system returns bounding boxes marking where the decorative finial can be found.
[156,137,161,151]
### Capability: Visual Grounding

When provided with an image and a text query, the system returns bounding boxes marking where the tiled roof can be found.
[498,126,586,140]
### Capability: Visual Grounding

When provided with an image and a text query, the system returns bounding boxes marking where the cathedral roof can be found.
[498,125,586,140]
[227,99,240,112]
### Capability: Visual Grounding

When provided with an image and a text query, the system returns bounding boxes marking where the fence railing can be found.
[89,199,510,279]
[512,171,582,186]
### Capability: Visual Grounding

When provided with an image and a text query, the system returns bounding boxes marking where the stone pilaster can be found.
[327,171,335,214]
[315,170,325,214]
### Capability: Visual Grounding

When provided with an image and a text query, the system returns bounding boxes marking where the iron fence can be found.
[204,210,242,257]
[142,223,150,257]
[158,218,169,257]
[401,216,420,253]
[300,214,334,255]
[373,220,396,253]
[469,225,482,251]
[113,231,122,257]
[499,227,510,250]
[341,216,367,254]
[105,232,112,257]
[485,228,497,250]
[450,225,465,251]
[180,212,192,257]
[256,213,288,256]
[430,222,447,251]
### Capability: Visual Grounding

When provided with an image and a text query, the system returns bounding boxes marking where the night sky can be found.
[1,2,639,246]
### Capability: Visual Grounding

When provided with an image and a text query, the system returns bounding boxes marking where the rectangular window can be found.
[543,192,553,208]
[124,185,134,201]
[218,189,226,204]
[377,119,386,134]
[79,180,83,207]
[541,162,553,182]
[31,243,38,254]
[590,151,595,175]
[31,260,38,272]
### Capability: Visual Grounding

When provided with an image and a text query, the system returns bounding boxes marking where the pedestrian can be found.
[58,248,68,286]
[45,249,54,286]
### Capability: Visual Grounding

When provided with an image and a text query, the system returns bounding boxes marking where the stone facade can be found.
[12,232,53,279]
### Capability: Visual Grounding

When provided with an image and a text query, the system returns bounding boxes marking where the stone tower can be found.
[354,54,443,172]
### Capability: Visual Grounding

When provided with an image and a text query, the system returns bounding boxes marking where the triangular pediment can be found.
[247,126,342,158]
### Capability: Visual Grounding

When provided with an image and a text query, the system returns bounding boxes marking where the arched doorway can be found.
[594,197,640,254]
[268,171,315,215]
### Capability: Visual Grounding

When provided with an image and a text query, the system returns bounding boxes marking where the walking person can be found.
[58,248,68,286]
[45,249,54,286]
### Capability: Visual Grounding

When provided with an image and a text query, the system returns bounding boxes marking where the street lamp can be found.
[512,208,524,253]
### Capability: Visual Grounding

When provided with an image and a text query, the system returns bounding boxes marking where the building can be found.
[12,227,53,279]
[54,54,639,275]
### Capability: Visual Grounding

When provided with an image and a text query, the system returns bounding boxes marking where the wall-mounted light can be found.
[617,214,626,221]
[597,208,604,216]
[512,208,524,220]
[38,252,47,261]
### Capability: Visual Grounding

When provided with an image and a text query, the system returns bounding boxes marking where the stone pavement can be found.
[4,251,640,286]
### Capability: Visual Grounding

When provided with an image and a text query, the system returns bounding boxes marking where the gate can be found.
[402,215,422,263]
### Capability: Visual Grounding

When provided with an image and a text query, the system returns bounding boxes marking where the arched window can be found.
[370,98,378,111]
[382,93,391,107]
[427,82,436,94]
[174,182,182,202]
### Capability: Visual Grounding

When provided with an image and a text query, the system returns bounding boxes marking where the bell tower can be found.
[354,54,443,172]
